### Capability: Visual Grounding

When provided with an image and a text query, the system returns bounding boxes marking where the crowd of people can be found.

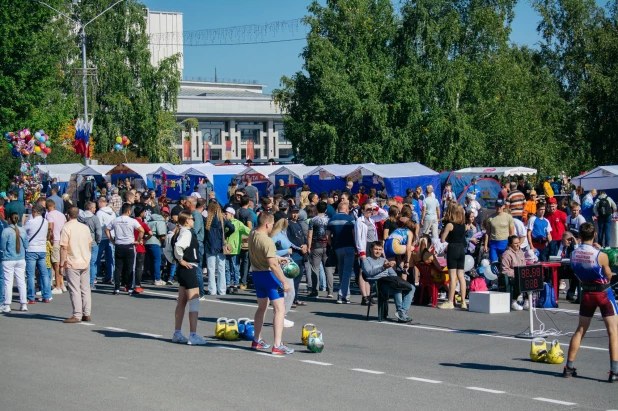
[0,173,616,361]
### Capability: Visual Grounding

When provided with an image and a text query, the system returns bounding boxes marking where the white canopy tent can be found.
[150,164,193,177]
[570,165,618,191]
[236,165,283,184]
[36,163,84,182]
[345,162,441,197]
[106,163,173,189]
[303,163,376,179]
[269,165,317,182]
[183,164,247,202]
[75,165,115,176]
[453,167,537,177]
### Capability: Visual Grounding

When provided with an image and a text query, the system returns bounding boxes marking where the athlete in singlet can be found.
[563,222,618,382]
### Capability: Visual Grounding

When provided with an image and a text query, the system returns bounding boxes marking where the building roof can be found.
[179,87,272,100]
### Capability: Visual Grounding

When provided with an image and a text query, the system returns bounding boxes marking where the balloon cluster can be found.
[4,129,53,159]
[114,135,130,151]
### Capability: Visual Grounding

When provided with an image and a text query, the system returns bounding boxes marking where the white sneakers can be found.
[1,305,10,313]
[172,331,188,344]
[283,319,294,328]
[187,334,207,346]
[20,304,28,312]
[51,288,63,295]
[35,291,42,296]
[523,299,530,310]
[511,301,523,311]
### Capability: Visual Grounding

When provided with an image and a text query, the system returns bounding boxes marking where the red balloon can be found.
[122,136,128,142]
[44,148,51,154]
[40,143,46,149]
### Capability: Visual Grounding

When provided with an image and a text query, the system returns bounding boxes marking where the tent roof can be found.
[269,165,317,181]
[570,165,618,191]
[75,165,115,176]
[348,162,438,179]
[151,164,193,176]
[453,167,537,177]
[36,164,84,181]
[236,165,282,179]
[106,163,171,182]
[182,164,246,183]
[304,163,376,178]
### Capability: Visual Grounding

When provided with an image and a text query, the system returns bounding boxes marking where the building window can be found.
[240,128,260,144]
[241,149,246,159]
[202,128,221,145]
[210,149,222,161]
[176,129,183,145]
[279,148,294,158]
[275,123,289,143]
[255,149,261,159]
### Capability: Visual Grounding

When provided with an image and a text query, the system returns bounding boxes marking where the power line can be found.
[150,38,306,47]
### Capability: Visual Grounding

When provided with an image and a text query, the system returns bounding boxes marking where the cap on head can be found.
[495,199,505,207]
[530,190,537,196]
[547,197,557,204]
[278,200,288,209]
[290,205,299,212]
[225,207,236,215]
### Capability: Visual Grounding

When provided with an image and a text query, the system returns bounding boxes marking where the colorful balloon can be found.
[124,139,130,146]
[116,136,122,143]
[40,143,46,149]
[34,132,41,139]
[45,140,51,147]
[34,146,41,153]
[122,135,128,142]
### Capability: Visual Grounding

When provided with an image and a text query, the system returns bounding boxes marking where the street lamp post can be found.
[33,0,125,157]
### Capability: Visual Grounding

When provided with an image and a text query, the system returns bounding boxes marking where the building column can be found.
[266,120,275,159]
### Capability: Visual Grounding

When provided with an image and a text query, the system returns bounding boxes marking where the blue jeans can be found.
[226,254,240,286]
[319,263,326,291]
[197,244,205,296]
[336,247,356,299]
[97,238,114,281]
[207,253,226,294]
[26,252,51,301]
[489,239,508,262]
[383,282,416,314]
[598,217,611,248]
[145,244,162,281]
[90,244,99,286]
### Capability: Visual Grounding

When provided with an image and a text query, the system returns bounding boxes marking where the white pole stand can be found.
[516,293,547,339]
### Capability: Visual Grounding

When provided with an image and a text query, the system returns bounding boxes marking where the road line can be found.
[406,377,442,384]
[351,368,385,375]
[532,397,576,406]
[141,290,295,311]
[371,321,456,333]
[255,352,284,358]
[79,322,95,326]
[104,327,127,332]
[301,360,332,366]
[138,332,162,338]
[466,387,505,394]
[214,346,239,350]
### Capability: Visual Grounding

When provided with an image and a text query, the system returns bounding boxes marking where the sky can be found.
[140,0,562,94]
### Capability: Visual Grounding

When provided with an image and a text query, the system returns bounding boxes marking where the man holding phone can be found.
[248,212,293,355]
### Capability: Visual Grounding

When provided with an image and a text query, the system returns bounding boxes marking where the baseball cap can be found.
[547,197,557,204]
[495,199,505,207]
[278,200,288,209]
[394,196,404,203]
[225,207,236,215]
[289,205,300,212]
[546,176,552,180]
[530,190,537,196]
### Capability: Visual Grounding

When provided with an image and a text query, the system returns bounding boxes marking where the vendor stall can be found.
[182,164,246,203]
[304,163,375,195]
[106,163,170,190]
[346,162,440,197]
[150,164,194,200]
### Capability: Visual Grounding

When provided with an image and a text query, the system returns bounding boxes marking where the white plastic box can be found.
[469,291,511,314]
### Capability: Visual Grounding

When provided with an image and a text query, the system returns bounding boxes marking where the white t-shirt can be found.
[513,218,529,250]
[466,200,481,218]
[423,195,440,221]
[24,215,48,253]
[107,215,140,245]
[190,192,202,199]
[566,214,586,235]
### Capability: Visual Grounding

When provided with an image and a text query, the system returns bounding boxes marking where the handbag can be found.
[221,218,232,255]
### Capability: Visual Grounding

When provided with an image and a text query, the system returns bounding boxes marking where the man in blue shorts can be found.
[248,212,293,355]
[564,223,618,382]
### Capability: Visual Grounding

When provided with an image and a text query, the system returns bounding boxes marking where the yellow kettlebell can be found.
[301,323,317,346]
[547,340,565,364]
[224,319,240,341]
[530,337,548,362]
[215,317,228,340]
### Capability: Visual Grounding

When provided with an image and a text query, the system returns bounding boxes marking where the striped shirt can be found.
[506,190,526,218]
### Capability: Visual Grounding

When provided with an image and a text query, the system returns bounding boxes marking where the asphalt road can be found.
[1,281,616,411]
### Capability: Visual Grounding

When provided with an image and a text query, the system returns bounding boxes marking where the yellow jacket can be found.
[543,182,554,198]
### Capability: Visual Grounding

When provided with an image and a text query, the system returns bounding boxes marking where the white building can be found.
[146,11,291,163]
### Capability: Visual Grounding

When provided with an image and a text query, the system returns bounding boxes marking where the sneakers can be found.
[272,343,294,355]
[283,319,294,328]
[460,301,468,310]
[39,299,51,303]
[251,339,271,350]
[27,300,36,305]
[562,366,578,378]
[154,280,166,286]
[437,301,454,309]
[35,291,42,296]
[609,371,618,383]
[1,305,10,313]
[187,334,207,346]
[61,285,67,293]
[511,301,523,311]
[134,287,144,294]
[239,284,247,290]
[101,279,113,284]
[438,292,447,299]
[20,304,28,312]
[199,295,208,301]
[336,296,343,304]
[166,280,176,285]
[395,310,411,323]
[326,293,334,299]
[360,297,369,306]
[523,299,530,310]
[90,285,96,290]
[51,288,63,295]
[559,280,566,290]
[172,331,188,344]
[113,289,120,295]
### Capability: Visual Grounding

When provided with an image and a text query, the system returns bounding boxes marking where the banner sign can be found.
[319,170,335,180]
[245,172,267,182]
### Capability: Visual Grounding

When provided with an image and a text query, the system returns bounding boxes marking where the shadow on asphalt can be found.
[3,313,65,322]
[311,311,372,321]
[93,329,169,342]
[439,362,602,382]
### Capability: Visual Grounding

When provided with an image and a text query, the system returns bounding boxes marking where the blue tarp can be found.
[345,163,441,198]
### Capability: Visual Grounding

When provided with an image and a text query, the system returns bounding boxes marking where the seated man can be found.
[362,241,415,323]
[548,231,579,301]
[501,235,526,311]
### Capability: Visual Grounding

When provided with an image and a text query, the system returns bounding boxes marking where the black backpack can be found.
[598,197,612,218]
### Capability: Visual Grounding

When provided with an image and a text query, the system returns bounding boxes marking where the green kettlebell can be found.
[307,330,324,353]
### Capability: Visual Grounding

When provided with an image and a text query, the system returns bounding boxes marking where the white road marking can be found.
[533,397,576,406]
[466,387,505,394]
[138,332,162,338]
[255,352,284,358]
[351,368,385,375]
[79,322,95,326]
[372,321,608,351]
[214,345,239,350]
[104,327,127,332]
[301,360,332,366]
[141,290,296,311]
[406,377,442,384]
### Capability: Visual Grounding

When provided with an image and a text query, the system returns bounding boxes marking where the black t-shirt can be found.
[383,220,398,238]
[274,186,291,197]
[274,210,288,223]
[237,207,252,226]
[171,204,183,218]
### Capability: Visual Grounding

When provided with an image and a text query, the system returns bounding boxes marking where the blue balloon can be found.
[34,132,41,139]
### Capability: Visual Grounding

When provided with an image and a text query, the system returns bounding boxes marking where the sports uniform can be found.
[384,228,410,258]
[571,243,617,318]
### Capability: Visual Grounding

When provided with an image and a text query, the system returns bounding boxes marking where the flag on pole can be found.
[73,118,93,157]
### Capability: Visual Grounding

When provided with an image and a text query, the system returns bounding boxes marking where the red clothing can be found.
[545,209,567,240]
[0,206,4,220]
[134,218,151,253]
[358,193,368,206]
[498,188,508,201]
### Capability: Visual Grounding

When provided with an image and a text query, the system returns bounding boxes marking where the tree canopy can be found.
[273,0,615,175]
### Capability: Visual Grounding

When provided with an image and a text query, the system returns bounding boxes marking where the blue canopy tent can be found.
[235,165,282,196]
[149,164,193,201]
[182,164,247,204]
[450,166,537,206]
[37,163,84,195]
[304,164,376,195]
[347,163,441,197]
[106,163,169,190]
